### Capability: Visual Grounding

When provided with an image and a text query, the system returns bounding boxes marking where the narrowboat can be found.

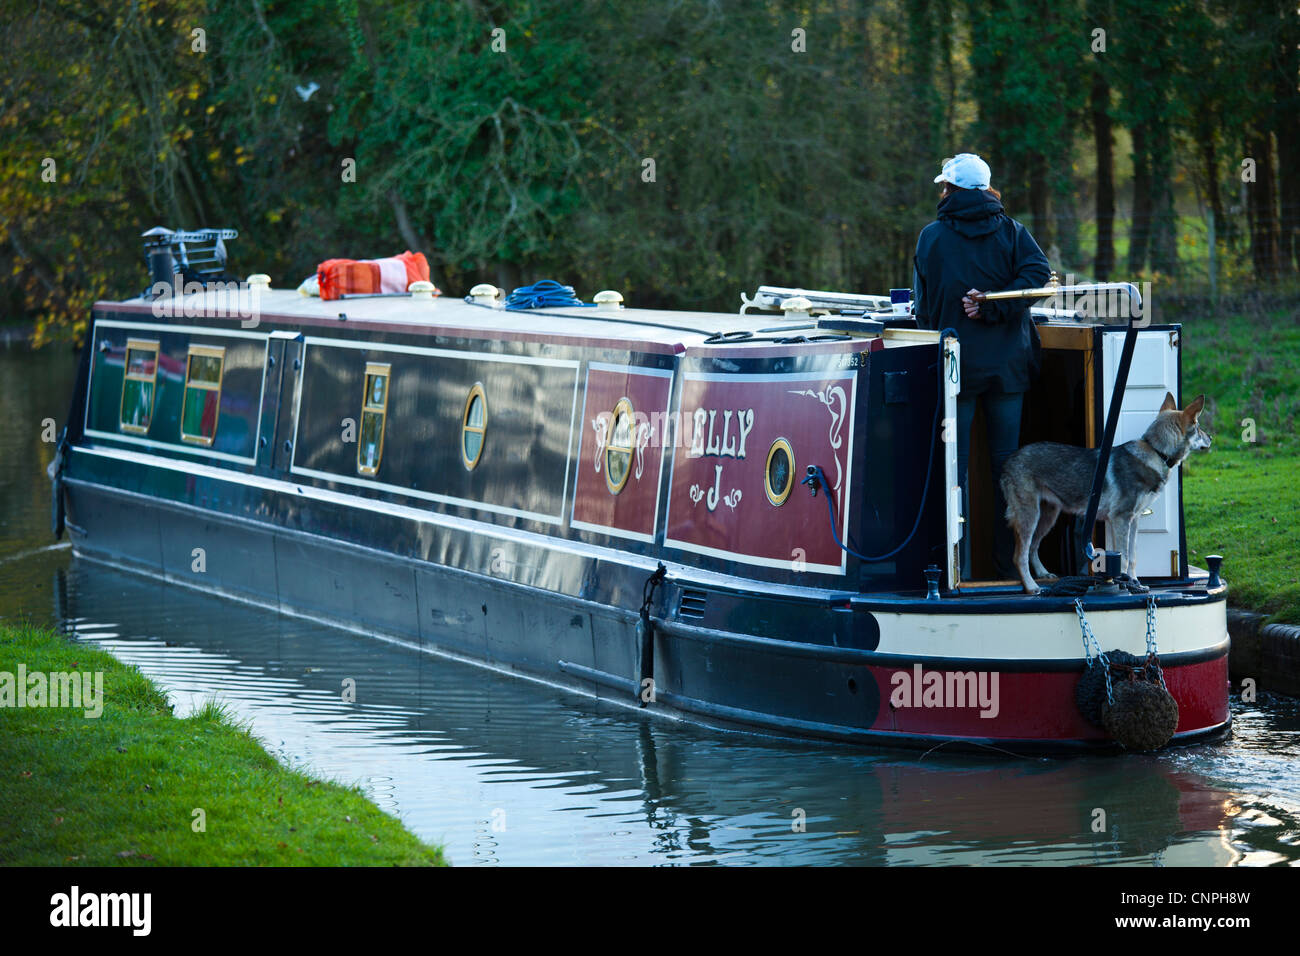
[48,236,1231,752]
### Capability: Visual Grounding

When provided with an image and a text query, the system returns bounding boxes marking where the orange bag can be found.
[317,250,433,300]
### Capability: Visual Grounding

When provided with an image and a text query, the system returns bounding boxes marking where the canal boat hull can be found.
[62,461,1229,752]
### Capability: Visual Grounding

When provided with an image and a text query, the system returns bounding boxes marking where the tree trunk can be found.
[1128,125,1153,275]
[1149,119,1179,276]
[1053,176,1080,272]
[1246,131,1282,281]
[1091,71,1115,280]
[1027,152,1051,255]
[1201,138,1224,229]
[389,191,429,253]
[1275,3,1300,274]
[1150,174,1179,276]
[1277,118,1300,275]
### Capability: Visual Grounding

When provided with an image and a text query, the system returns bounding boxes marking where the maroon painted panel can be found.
[866,654,1229,740]
[664,370,857,571]
[571,366,674,540]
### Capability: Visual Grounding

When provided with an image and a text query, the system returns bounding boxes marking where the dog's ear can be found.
[1184,394,1205,421]
[1160,391,1177,412]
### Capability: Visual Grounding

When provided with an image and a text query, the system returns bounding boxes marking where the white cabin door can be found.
[943,334,962,588]
[1100,328,1182,578]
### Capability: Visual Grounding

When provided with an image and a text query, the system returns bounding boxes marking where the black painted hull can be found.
[63,471,1230,752]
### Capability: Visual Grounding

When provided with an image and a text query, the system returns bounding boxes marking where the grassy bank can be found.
[0,622,446,866]
[1180,300,1300,624]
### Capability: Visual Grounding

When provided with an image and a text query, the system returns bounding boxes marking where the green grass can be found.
[0,622,447,866]
[1180,300,1300,624]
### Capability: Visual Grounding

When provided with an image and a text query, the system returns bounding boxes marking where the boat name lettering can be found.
[688,407,754,459]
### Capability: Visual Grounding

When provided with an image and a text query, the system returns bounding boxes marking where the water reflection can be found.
[3,347,1299,866]
[29,557,1290,865]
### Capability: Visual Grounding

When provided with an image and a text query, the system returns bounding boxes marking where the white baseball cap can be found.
[934,153,992,190]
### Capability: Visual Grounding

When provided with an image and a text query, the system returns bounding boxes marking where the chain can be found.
[1075,598,1114,705]
[1077,597,1167,705]
[1076,598,1092,660]
[1144,594,1167,689]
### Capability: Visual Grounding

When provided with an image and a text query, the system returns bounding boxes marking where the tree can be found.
[0,0,212,343]
[964,0,1087,260]
[1271,0,1300,274]
[1109,0,1183,277]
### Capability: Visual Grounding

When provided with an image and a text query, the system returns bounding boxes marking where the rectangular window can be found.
[180,345,226,445]
[357,362,391,476]
[119,339,160,434]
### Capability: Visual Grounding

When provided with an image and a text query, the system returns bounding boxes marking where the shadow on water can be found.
[2,348,1299,865]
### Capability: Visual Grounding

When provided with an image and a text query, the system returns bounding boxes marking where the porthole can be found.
[605,398,635,494]
[461,383,487,470]
[765,437,794,506]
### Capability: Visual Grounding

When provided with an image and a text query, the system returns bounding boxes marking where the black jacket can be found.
[913,188,1050,394]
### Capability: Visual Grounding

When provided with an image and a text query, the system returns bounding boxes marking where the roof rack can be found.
[739,285,892,315]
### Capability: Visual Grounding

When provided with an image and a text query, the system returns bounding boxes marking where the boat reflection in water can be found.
[54,558,1254,866]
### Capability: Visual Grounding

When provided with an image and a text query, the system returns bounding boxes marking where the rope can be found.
[641,562,667,616]
[702,329,852,344]
[503,279,594,310]
[636,563,667,708]
[917,738,1035,761]
[1042,571,1152,597]
[802,328,956,564]
[1041,575,1097,597]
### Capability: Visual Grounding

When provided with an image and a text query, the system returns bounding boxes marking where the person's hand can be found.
[962,289,983,318]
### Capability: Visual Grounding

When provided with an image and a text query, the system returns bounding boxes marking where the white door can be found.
[943,335,962,588]
[1100,328,1182,578]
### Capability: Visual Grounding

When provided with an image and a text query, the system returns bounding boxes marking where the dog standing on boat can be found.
[1000,392,1211,594]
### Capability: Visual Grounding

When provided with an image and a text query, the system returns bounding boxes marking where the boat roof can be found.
[99,287,928,356]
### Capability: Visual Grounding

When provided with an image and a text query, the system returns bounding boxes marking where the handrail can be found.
[975,281,1143,311]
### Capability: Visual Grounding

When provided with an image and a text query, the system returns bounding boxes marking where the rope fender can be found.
[1074,597,1179,750]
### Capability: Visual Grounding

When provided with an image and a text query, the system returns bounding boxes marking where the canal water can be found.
[3,345,1299,866]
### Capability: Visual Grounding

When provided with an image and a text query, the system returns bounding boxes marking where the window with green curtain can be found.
[181,346,225,445]
[119,340,159,434]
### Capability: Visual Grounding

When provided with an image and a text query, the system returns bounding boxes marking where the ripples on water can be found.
[2,347,1298,866]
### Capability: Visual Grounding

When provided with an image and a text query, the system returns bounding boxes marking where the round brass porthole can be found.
[461,383,487,470]
[765,438,795,506]
[605,398,635,494]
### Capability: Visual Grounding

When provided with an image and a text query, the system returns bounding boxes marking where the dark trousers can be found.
[956,389,1023,578]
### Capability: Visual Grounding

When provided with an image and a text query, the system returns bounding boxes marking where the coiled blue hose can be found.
[504,279,594,310]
